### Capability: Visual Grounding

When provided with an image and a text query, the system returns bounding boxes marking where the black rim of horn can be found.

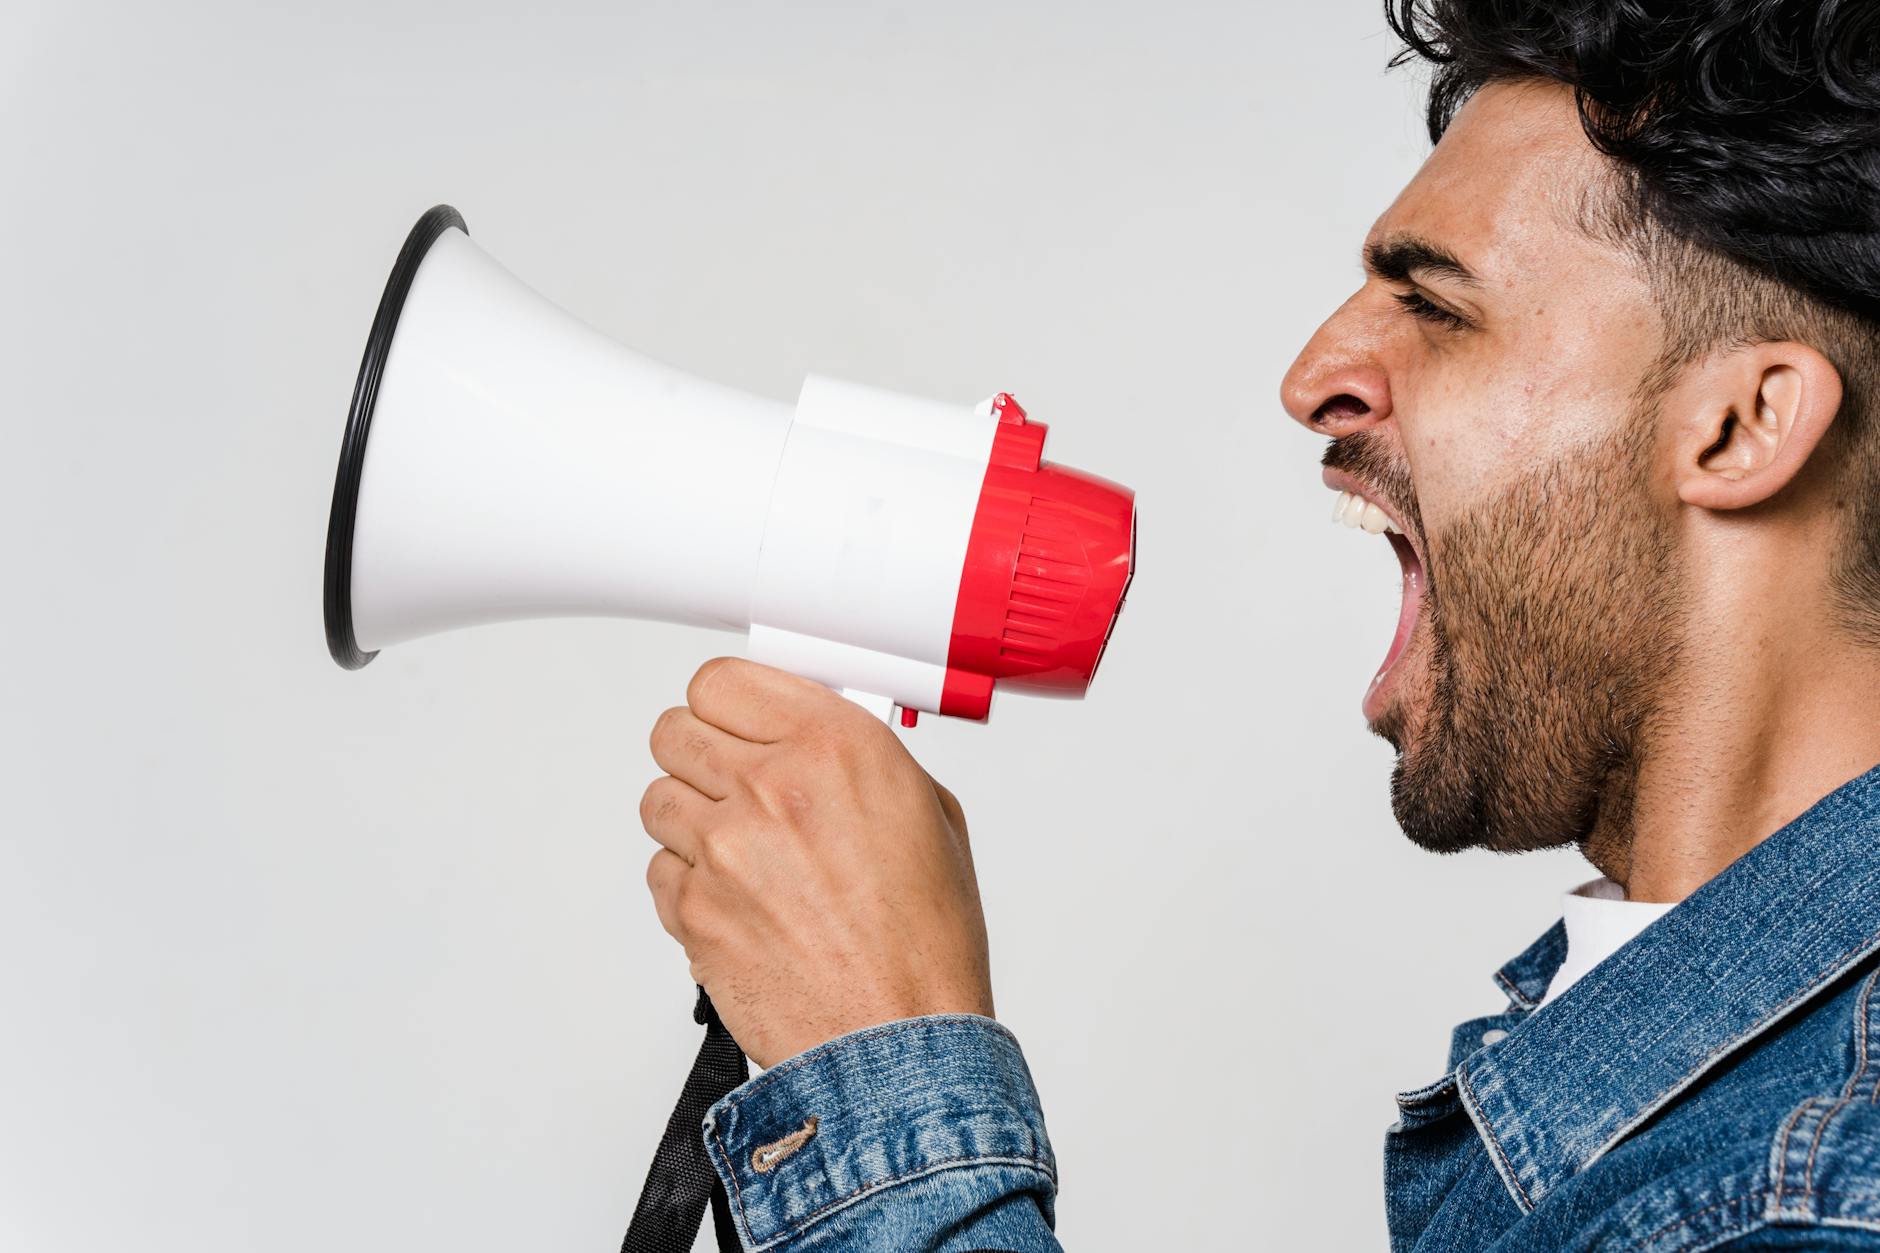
[323,204,468,669]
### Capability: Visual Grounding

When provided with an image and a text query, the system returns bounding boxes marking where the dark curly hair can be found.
[1386,0,1880,639]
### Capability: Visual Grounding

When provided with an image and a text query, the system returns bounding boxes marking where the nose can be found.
[1280,295,1393,438]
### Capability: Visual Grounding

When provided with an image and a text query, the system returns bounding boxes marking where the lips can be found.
[1322,468,1426,720]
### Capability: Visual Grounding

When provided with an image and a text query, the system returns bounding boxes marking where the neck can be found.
[1585,537,1880,903]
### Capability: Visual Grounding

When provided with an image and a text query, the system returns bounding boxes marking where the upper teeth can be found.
[1332,490,1400,535]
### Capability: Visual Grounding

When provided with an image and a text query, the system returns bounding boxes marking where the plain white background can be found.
[2,2,1587,1248]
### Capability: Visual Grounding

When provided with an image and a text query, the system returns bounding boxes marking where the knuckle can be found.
[695,819,753,877]
[933,780,964,822]
[743,757,812,819]
[739,753,781,795]
[772,780,816,823]
[671,876,712,937]
[829,732,871,773]
[829,710,894,760]
[820,730,889,791]
[694,831,735,878]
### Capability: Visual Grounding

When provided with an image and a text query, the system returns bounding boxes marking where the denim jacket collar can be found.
[1490,919,1566,1012]
[1444,764,1880,1213]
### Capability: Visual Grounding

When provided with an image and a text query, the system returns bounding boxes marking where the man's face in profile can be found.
[1282,81,1686,859]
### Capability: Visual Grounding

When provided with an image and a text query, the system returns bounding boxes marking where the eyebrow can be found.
[1363,235,1483,289]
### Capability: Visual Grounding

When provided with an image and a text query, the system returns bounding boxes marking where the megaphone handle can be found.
[621,987,748,1253]
[744,628,917,728]
[838,688,897,724]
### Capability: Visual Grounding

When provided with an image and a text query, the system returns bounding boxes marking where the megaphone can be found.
[323,206,1135,723]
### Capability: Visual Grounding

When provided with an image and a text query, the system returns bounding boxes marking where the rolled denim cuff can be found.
[703,1014,1056,1250]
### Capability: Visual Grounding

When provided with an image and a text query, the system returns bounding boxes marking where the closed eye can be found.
[1392,288,1471,331]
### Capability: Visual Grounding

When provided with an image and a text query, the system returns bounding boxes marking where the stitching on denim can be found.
[1808,1090,1859,1202]
[1679,1218,1770,1253]
[751,1116,819,1174]
[1397,1073,1459,1107]
[1592,929,1880,1176]
[1581,772,1880,1176]
[1847,969,1877,1103]
[713,1121,752,1242]
[1458,1064,1536,1213]
[1863,963,1880,1107]
[742,1153,1056,1251]
[1619,1187,1767,1253]
[1773,1096,1820,1213]
[1494,968,1539,1010]
[1683,1225,1772,1253]
[1653,1205,1880,1252]
[1804,968,1880,1199]
[716,1017,1017,1118]
[1618,1185,1880,1251]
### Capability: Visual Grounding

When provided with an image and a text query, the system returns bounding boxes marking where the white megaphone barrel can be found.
[324,206,1136,724]
[327,205,792,661]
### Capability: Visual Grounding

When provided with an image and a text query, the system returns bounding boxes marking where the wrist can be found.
[752,990,996,1070]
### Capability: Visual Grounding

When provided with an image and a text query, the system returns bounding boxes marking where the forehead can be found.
[1373,81,1631,286]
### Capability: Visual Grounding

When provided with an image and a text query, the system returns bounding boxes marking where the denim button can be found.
[1481,1029,1508,1046]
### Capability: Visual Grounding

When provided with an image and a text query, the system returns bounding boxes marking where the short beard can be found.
[1359,419,1682,857]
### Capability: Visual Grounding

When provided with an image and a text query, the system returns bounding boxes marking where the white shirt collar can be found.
[1536,876,1677,1009]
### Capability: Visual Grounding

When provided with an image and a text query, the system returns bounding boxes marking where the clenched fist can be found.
[640,657,994,1068]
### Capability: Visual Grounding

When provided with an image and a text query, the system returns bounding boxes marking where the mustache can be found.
[1321,430,1425,540]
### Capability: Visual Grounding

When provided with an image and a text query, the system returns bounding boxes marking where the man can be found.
[639,0,1880,1248]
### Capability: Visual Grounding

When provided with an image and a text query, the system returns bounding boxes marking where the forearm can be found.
[704,1016,1061,1253]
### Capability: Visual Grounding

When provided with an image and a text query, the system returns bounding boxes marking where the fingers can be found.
[687,657,843,743]
[645,848,690,942]
[650,705,755,801]
[639,774,713,864]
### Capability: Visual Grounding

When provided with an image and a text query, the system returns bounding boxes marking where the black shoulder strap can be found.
[621,988,749,1253]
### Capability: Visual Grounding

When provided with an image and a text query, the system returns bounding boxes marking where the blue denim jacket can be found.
[703,763,1880,1250]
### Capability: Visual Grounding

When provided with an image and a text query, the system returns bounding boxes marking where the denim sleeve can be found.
[702,1014,1060,1252]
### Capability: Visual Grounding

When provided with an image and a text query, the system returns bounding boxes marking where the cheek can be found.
[1399,373,1530,536]
[1401,337,1643,534]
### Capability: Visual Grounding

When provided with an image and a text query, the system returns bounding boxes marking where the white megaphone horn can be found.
[323,206,1136,724]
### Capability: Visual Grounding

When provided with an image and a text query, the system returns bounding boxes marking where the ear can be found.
[1674,342,1844,512]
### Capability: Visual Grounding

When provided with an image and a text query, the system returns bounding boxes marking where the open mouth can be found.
[1324,475,1426,715]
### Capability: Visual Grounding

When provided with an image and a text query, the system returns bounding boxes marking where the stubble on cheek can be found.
[1381,423,1680,855]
